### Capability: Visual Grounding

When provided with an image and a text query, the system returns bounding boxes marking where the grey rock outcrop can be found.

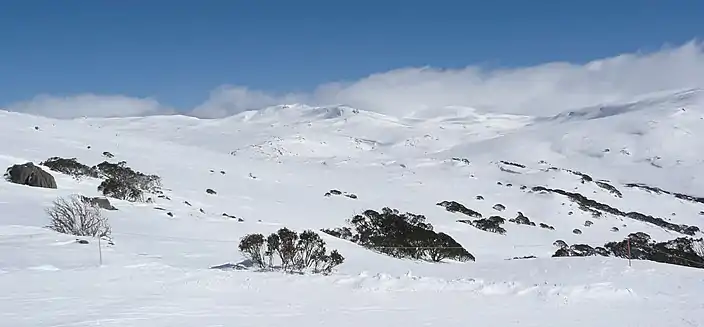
[4,162,57,189]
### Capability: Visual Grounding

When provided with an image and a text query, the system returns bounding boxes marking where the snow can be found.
[2,89,704,326]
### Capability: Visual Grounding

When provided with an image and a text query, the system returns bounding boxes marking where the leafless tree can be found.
[46,195,111,237]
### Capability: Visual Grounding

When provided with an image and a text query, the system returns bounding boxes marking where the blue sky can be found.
[1,0,703,117]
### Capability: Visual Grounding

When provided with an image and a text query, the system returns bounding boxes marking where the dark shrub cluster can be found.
[322,207,474,262]
[531,186,699,235]
[324,189,358,199]
[437,200,482,218]
[553,232,704,269]
[539,222,555,230]
[95,161,161,202]
[509,212,535,226]
[604,232,704,269]
[460,216,507,234]
[625,182,704,205]
[238,228,344,274]
[40,157,100,180]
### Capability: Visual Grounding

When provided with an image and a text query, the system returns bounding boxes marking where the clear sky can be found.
[1,0,703,117]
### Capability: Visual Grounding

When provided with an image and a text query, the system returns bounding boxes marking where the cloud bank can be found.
[5,40,704,119]
[5,94,173,119]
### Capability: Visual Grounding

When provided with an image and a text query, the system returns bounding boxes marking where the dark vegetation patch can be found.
[500,160,526,168]
[95,161,162,202]
[539,223,555,230]
[40,157,99,180]
[507,255,536,260]
[595,181,623,198]
[322,207,475,262]
[509,212,536,226]
[238,228,344,275]
[29,156,162,203]
[458,216,507,235]
[554,232,704,269]
[324,189,357,199]
[625,182,704,205]
[437,200,482,218]
[531,186,699,235]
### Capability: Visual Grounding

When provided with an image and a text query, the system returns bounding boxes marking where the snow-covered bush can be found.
[40,157,100,180]
[95,161,161,202]
[46,194,111,237]
[238,228,344,274]
[323,207,475,262]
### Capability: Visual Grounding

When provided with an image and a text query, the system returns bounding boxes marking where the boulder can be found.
[4,162,57,189]
[80,196,117,210]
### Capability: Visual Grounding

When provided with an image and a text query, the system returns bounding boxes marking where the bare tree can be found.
[46,194,111,237]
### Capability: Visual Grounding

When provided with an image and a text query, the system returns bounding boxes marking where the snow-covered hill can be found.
[2,89,704,326]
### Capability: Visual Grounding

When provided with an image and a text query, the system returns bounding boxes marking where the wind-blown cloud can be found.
[4,94,173,119]
[4,41,704,119]
[191,40,704,118]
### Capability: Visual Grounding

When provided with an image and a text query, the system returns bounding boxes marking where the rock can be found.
[4,162,57,189]
[80,196,117,210]
[573,228,582,235]
[584,220,593,227]
[206,188,217,195]
[492,203,506,211]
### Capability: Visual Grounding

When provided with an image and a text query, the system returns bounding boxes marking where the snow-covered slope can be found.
[2,89,704,326]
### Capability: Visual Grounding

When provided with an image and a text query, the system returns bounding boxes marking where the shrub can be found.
[40,157,99,180]
[94,161,161,202]
[46,195,111,237]
[238,228,344,274]
[98,177,144,202]
[322,207,474,262]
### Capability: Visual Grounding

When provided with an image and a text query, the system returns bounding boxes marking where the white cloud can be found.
[4,94,173,119]
[190,86,304,118]
[5,41,704,119]
[190,40,704,118]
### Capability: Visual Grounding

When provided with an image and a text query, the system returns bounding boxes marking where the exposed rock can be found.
[492,203,506,212]
[584,220,593,227]
[206,188,217,195]
[4,162,57,189]
[573,228,582,235]
[79,196,117,210]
